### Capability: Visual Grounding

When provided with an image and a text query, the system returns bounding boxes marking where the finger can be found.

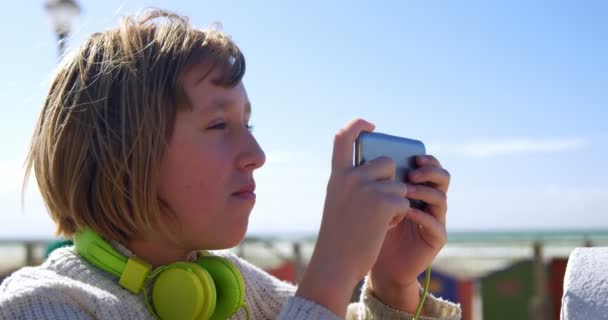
[409,166,451,193]
[406,208,447,250]
[332,119,375,171]
[416,155,442,168]
[369,183,411,226]
[374,179,408,198]
[406,184,447,224]
[359,156,396,181]
[388,214,406,229]
[385,195,411,228]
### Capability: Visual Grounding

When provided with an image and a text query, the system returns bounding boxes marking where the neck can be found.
[127,236,191,268]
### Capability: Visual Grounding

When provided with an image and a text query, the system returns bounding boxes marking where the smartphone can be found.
[355,131,427,210]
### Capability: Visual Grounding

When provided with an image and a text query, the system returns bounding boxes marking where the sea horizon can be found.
[2,227,608,243]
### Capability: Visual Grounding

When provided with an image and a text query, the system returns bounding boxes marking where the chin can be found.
[209,224,249,250]
[212,237,245,250]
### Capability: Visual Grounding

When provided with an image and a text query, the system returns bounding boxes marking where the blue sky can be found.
[0,1,606,238]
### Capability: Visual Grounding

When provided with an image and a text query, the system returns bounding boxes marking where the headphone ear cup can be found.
[194,256,245,320]
[152,262,217,320]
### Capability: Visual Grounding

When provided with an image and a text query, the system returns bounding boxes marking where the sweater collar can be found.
[109,240,202,263]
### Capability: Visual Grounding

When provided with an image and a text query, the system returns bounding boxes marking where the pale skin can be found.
[296,119,450,317]
[128,64,266,266]
[126,65,450,317]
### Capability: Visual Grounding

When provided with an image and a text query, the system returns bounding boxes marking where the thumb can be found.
[331,119,375,171]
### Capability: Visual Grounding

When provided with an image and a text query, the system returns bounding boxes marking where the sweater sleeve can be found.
[346,278,462,320]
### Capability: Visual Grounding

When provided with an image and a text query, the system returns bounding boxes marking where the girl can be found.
[0,9,460,320]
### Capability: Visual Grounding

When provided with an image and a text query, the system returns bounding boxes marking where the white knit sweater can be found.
[561,247,608,320]
[0,247,461,319]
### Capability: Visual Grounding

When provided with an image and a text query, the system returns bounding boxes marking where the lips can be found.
[232,183,256,201]
[234,183,256,194]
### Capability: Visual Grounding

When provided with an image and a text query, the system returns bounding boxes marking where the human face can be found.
[157,65,265,250]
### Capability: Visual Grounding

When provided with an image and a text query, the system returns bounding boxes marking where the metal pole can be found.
[57,32,67,59]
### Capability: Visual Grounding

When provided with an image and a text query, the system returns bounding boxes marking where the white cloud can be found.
[429,138,588,158]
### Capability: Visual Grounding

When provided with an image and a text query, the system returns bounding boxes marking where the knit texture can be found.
[346,280,461,320]
[561,247,608,320]
[0,246,461,319]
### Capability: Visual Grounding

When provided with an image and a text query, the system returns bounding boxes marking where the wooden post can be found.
[292,242,304,283]
[237,242,245,258]
[530,241,550,320]
[25,242,36,266]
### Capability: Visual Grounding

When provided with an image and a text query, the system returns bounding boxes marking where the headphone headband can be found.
[73,228,249,319]
[74,228,151,293]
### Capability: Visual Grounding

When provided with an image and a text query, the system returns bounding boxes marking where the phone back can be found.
[355,132,426,181]
[355,132,427,209]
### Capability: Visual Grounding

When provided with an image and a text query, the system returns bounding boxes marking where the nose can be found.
[237,132,266,171]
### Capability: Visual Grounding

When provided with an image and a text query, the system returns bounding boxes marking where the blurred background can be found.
[0,1,606,319]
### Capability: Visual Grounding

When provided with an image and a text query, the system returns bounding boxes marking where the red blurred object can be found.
[266,262,297,284]
[457,280,474,320]
[549,258,568,320]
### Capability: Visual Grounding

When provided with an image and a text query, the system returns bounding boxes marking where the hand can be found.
[369,155,450,313]
[296,119,411,317]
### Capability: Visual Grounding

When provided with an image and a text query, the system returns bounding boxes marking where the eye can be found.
[206,122,254,132]
[207,122,227,130]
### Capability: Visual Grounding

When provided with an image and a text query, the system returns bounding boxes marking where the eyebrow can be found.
[200,99,252,116]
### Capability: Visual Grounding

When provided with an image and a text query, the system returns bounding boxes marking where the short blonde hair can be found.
[23,9,245,244]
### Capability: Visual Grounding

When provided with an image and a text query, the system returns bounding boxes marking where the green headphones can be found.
[74,228,250,320]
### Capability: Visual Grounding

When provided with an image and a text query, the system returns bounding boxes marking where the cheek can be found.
[158,140,230,215]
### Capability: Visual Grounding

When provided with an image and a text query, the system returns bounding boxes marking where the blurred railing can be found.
[2,232,606,284]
